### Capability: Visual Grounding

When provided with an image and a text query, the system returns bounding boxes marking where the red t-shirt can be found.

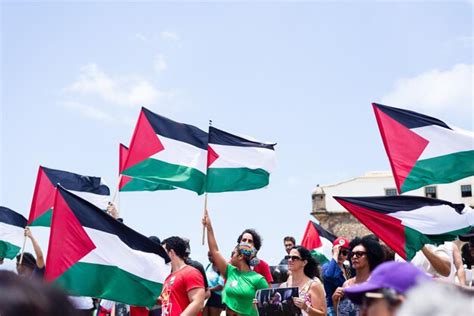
[160,265,205,316]
[253,258,273,283]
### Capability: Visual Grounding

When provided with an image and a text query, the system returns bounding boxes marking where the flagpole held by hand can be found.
[111,174,122,206]
[18,226,29,265]
[202,193,208,245]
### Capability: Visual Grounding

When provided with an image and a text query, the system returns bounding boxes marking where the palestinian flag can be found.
[29,166,110,227]
[0,207,27,259]
[373,103,474,193]
[300,221,337,264]
[122,107,208,195]
[206,126,276,193]
[119,144,175,192]
[335,195,474,260]
[45,186,171,307]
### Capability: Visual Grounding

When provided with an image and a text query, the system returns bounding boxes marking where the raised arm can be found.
[421,245,451,277]
[453,243,466,285]
[202,211,228,276]
[25,227,44,268]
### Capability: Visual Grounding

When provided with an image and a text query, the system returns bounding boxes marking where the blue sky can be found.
[1,1,472,270]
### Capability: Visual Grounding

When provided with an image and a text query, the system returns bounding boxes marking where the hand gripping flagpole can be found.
[202,193,208,245]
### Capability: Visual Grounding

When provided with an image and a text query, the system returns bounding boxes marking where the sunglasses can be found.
[285,255,302,261]
[350,251,367,258]
[339,249,349,256]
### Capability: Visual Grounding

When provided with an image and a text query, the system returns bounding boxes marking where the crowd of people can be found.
[1,205,474,316]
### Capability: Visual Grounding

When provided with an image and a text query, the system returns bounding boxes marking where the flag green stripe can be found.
[310,249,330,265]
[402,150,474,192]
[404,226,472,261]
[206,168,270,193]
[0,240,21,259]
[123,158,206,195]
[54,262,163,307]
[120,178,176,192]
[29,208,53,227]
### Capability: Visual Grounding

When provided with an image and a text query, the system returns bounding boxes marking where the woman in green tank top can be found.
[203,211,269,315]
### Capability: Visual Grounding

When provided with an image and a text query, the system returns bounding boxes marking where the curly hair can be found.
[293,246,320,279]
[237,229,262,251]
[349,235,384,271]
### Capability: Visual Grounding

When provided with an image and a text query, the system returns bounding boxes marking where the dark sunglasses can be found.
[339,249,349,256]
[350,251,367,258]
[285,255,302,261]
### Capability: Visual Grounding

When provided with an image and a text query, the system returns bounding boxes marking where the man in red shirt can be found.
[237,229,274,284]
[160,236,205,316]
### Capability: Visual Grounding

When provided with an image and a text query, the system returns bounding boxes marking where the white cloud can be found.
[64,63,163,107]
[153,54,168,72]
[60,101,115,123]
[161,30,180,42]
[135,32,148,42]
[381,64,473,114]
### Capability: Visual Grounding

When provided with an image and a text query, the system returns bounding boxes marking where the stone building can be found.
[311,171,474,239]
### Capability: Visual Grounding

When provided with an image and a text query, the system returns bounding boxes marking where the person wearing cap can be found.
[322,237,351,316]
[344,261,430,316]
[202,211,268,316]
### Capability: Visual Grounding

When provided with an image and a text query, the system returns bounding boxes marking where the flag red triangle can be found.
[335,197,407,260]
[45,190,96,281]
[301,221,323,250]
[124,110,165,170]
[373,104,429,193]
[29,166,55,224]
[207,145,219,167]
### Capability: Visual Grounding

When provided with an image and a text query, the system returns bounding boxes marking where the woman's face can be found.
[230,247,240,266]
[287,248,305,272]
[350,244,368,270]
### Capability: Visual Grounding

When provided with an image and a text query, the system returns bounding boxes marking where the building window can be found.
[385,188,398,196]
[461,185,472,198]
[425,186,437,198]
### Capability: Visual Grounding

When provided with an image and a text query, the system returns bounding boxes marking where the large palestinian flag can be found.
[122,107,208,195]
[335,195,474,260]
[206,126,276,193]
[300,221,337,264]
[373,103,474,193]
[45,186,170,307]
[29,166,110,227]
[119,144,175,192]
[0,207,27,259]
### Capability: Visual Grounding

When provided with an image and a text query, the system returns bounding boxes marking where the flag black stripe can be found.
[43,167,110,196]
[334,195,464,214]
[142,107,208,150]
[209,126,276,149]
[373,103,451,130]
[0,207,27,228]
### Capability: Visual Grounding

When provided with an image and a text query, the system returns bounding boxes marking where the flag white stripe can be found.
[389,205,474,234]
[80,228,170,283]
[150,135,207,173]
[69,190,110,210]
[315,237,333,261]
[209,144,276,171]
[412,125,474,160]
[0,222,24,247]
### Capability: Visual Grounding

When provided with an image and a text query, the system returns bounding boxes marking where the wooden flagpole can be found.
[202,193,208,245]
[18,229,28,265]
